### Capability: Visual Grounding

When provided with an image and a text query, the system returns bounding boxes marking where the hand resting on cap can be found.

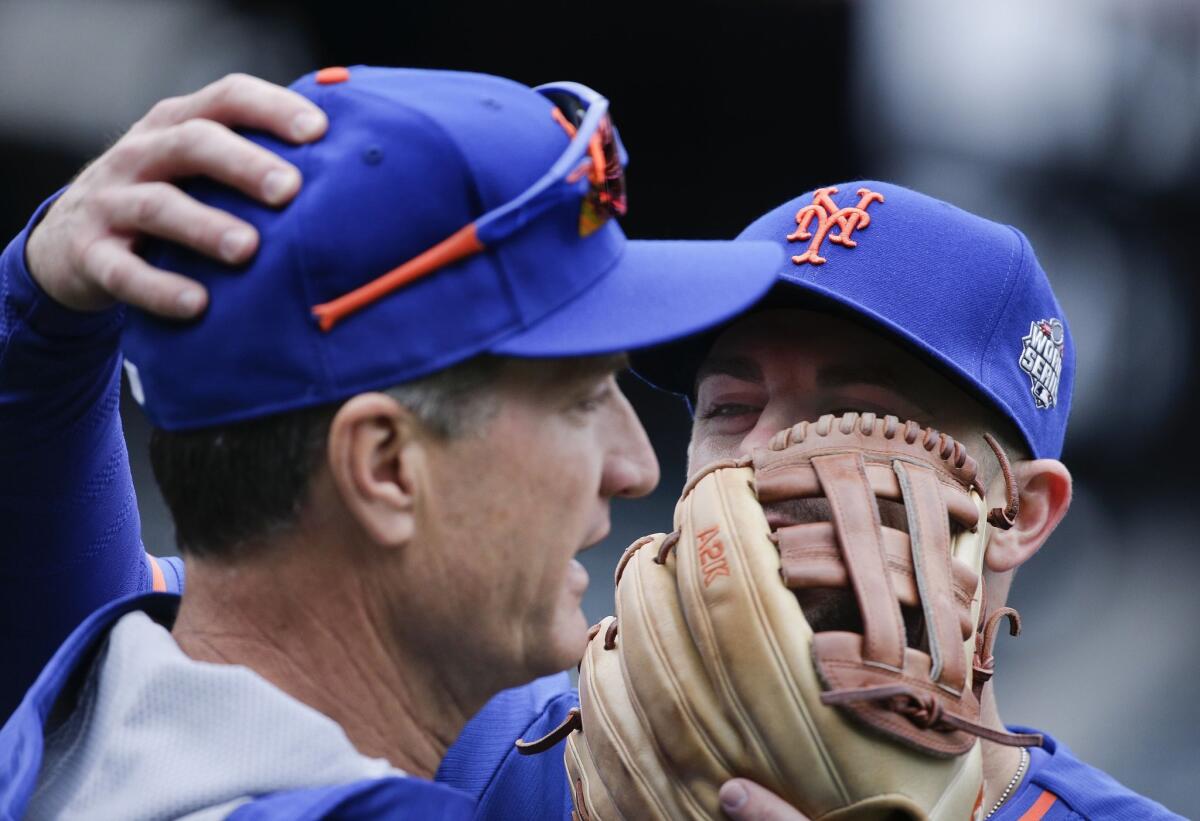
[25,72,327,319]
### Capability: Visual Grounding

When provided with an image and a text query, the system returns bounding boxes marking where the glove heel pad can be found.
[573,614,683,818]
[615,533,734,815]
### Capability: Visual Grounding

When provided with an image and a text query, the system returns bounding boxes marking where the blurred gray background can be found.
[1,0,1196,816]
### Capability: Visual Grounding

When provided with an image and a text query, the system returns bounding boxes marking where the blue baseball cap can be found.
[122,66,783,431]
[633,182,1074,459]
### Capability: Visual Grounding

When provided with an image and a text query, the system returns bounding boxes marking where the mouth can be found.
[765,499,912,535]
[763,500,821,532]
[565,557,590,597]
[765,503,930,651]
[765,510,796,531]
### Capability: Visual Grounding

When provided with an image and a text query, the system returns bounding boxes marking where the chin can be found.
[536,606,590,676]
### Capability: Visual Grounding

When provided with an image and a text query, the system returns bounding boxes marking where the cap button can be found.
[315,66,350,85]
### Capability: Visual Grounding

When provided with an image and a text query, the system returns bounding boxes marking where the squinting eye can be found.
[576,385,613,413]
[700,403,760,419]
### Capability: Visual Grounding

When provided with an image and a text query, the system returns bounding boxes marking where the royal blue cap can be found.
[633,182,1074,459]
[122,66,783,431]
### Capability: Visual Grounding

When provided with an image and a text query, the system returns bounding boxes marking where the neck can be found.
[978,687,1026,815]
[976,576,1029,813]
[171,541,481,778]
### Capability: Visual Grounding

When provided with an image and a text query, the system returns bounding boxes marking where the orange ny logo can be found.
[786,186,885,266]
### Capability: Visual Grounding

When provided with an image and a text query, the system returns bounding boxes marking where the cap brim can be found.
[491,239,783,357]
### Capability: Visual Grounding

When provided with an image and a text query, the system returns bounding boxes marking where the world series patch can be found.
[1018,318,1064,410]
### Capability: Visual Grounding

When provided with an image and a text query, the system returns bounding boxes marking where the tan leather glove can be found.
[522,412,1040,821]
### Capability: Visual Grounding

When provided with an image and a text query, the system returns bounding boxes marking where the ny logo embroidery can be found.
[786,186,885,266]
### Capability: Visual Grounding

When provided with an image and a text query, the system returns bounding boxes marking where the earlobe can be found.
[984,458,1072,573]
[327,393,420,548]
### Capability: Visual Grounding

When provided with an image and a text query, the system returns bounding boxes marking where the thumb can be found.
[720,779,811,821]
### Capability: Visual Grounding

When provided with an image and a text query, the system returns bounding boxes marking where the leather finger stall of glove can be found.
[519,411,1040,821]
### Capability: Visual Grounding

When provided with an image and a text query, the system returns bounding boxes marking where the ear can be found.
[326,392,423,548]
[985,458,1072,573]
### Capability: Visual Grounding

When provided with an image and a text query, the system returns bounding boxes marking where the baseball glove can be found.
[518,412,1041,820]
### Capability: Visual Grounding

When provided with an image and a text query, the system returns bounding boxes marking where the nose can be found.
[737,423,781,457]
[736,402,812,460]
[600,388,660,499]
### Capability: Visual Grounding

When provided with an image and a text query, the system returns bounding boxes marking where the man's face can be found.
[690,308,995,472]
[413,357,658,683]
[690,308,1005,635]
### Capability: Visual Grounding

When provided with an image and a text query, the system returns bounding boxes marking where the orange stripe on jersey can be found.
[1018,790,1058,820]
[147,554,166,592]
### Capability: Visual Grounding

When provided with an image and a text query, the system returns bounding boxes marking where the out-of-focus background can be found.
[2,0,1196,815]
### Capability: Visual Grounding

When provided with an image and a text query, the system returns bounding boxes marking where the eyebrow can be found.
[589,352,630,376]
[694,356,764,389]
[557,353,630,383]
[694,357,926,409]
[815,363,907,393]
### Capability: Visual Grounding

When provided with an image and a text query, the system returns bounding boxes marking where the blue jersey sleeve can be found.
[0,195,154,720]
[436,673,576,820]
[996,729,1186,820]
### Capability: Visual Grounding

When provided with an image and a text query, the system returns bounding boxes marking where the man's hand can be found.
[25,72,327,319]
[720,780,811,821]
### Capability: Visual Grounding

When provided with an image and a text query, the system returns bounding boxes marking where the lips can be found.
[765,499,909,533]
[565,558,590,596]
[765,511,796,531]
[763,499,812,531]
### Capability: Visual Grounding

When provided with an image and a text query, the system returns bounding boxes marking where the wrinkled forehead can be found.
[695,308,1001,432]
[685,308,1029,473]
[697,309,923,385]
